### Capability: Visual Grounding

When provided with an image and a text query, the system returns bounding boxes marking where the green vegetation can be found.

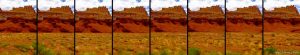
[205,52,222,55]
[264,47,276,55]
[188,48,200,55]
[160,49,170,55]
[0,42,9,48]
[226,51,241,55]
[32,43,55,55]
[137,51,149,55]
[14,44,32,52]
[80,52,96,55]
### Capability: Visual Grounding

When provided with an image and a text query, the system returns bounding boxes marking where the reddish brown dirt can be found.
[38,18,74,33]
[75,19,112,33]
[113,18,149,33]
[0,18,36,33]
[188,18,224,32]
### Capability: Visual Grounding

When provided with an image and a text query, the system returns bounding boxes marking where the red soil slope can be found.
[113,7,149,33]
[226,6,262,33]
[0,6,36,33]
[151,6,187,32]
[76,7,112,33]
[38,6,74,33]
[264,5,300,33]
[188,6,224,32]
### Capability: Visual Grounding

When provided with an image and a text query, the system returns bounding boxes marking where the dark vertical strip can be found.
[186,0,189,55]
[149,0,152,55]
[262,0,264,55]
[112,0,114,55]
[224,0,227,55]
[73,0,76,55]
[36,0,38,55]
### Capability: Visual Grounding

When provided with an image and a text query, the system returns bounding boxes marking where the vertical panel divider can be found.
[224,0,227,55]
[149,0,152,55]
[36,0,39,55]
[112,0,114,54]
[262,0,264,55]
[73,0,76,55]
[186,0,189,55]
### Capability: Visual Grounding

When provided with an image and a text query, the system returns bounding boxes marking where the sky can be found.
[76,0,111,14]
[113,0,149,15]
[38,0,74,12]
[226,0,262,12]
[0,0,299,14]
[264,0,300,13]
[152,0,187,13]
[0,0,36,11]
[189,0,225,12]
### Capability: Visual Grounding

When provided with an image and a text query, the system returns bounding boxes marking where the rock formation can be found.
[188,6,225,32]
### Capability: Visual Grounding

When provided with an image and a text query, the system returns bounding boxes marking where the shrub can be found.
[226,51,240,55]
[160,49,170,55]
[137,51,149,55]
[32,43,55,55]
[188,48,200,55]
[264,47,276,54]
[0,42,9,48]
[14,44,31,52]
[80,52,96,55]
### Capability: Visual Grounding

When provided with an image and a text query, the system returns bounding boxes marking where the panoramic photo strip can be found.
[264,0,300,55]
[188,0,225,55]
[226,0,263,55]
[151,0,187,54]
[113,0,149,54]
[75,0,112,55]
[0,0,36,55]
[38,0,75,55]
[0,0,299,55]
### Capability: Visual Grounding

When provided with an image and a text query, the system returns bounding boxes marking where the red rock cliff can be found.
[113,7,149,33]
[188,6,225,32]
[264,5,300,33]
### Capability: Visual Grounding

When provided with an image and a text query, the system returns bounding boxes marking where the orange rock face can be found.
[113,7,149,33]
[151,6,187,32]
[226,6,262,33]
[0,6,36,33]
[264,5,300,33]
[38,6,74,33]
[76,7,112,33]
[188,6,225,32]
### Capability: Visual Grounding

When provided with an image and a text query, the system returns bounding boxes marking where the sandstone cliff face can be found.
[188,6,225,32]
[264,5,300,33]
[76,7,112,33]
[151,6,187,32]
[0,6,36,33]
[38,6,74,33]
[226,6,262,33]
[113,7,149,33]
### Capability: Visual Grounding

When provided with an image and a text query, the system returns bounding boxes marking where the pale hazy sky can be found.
[0,0,299,14]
